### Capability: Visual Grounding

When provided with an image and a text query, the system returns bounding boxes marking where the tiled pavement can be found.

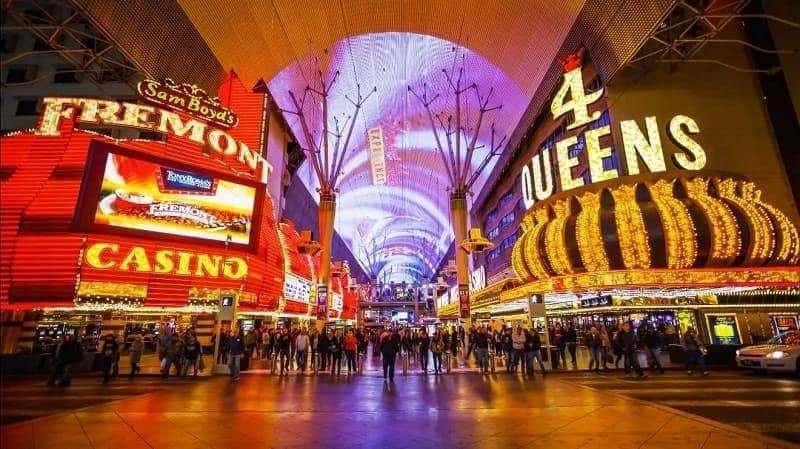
[2,371,797,449]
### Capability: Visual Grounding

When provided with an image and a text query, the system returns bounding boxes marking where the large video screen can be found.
[93,152,257,244]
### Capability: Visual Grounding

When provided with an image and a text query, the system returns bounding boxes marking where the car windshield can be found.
[767,330,800,346]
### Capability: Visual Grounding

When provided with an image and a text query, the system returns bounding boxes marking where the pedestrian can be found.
[277,328,291,375]
[599,325,612,369]
[161,334,183,379]
[330,329,344,376]
[49,334,82,386]
[228,327,245,381]
[344,329,358,374]
[295,329,310,372]
[318,329,331,372]
[611,326,624,368]
[524,328,546,376]
[418,328,430,373]
[511,326,526,374]
[183,334,202,377]
[553,324,566,368]
[128,333,144,379]
[245,328,257,360]
[643,325,664,373]
[380,328,401,381]
[431,332,445,374]
[502,328,514,372]
[100,333,119,384]
[310,329,319,370]
[615,322,647,378]
[565,323,578,367]
[474,327,490,374]
[585,326,603,373]
[682,327,708,376]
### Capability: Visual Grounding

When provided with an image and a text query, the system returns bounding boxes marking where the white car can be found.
[736,330,799,376]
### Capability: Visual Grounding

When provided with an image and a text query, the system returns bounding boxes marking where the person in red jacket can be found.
[344,330,358,375]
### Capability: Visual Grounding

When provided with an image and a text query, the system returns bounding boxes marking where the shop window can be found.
[0,33,19,53]
[15,99,38,116]
[53,68,80,83]
[487,207,499,222]
[487,227,500,240]
[501,234,517,252]
[5,66,31,83]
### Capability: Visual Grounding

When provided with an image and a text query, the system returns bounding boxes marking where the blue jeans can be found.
[588,347,602,371]
[684,350,706,372]
[475,348,489,372]
[296,350,308,371]
[525,350,546,373]
[229,354,241,379]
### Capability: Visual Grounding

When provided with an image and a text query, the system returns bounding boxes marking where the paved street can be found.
[0,377,202,425]
[563,370,800,445]
[1,369,797,449]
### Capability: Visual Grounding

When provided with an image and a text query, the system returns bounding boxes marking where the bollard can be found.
[313,353,319,375]
[270,354,277,375]
[490,351,496,373]
[445,352,452,373]
[402,352,409,376]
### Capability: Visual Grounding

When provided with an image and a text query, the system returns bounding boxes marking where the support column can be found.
[316,191,336,332]
[450,189,471,332]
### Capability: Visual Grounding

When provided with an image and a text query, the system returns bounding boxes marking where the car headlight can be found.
[766,351,789,359]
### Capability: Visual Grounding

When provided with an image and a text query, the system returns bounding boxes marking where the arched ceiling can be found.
[176,0,586,95]
[175,1,588,282]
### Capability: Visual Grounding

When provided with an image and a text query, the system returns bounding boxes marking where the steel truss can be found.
[628,0,798,73]
[1,0,140,88]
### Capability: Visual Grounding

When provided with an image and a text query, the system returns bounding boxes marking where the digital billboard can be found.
[92,151,257,244]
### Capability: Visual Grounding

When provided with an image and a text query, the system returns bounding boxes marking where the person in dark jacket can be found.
[418,329,430,373]
[277,328,291,375]
[524,328,546,376]
[643,325,664,373]
[329,330,344,376]
[318,330,331,371]
[228,328,245,381]
[49,334,82,386]
[183,334,202,377]
[585,326,603,373]
[473,327,490,374]
[682,327,708,376]
[379,329,401,381]
[614,322,646,378]
[100,333,119,384]
[565,324,578,366]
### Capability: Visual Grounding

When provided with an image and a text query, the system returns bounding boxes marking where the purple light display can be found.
[268,32,527,283]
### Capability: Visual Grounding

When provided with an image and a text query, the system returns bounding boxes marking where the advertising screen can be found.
[92,152,257,244]
[706,314,742,345]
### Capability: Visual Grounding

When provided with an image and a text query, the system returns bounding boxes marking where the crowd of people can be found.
[43,318,708,387]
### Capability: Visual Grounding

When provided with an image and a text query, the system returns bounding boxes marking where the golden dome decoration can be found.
[514,172,800,283]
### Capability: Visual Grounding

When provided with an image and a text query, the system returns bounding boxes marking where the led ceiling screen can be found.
[268,33,528,283]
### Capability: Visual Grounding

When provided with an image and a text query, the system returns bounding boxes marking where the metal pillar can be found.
[316,192,336,333]
[450,189,471,341]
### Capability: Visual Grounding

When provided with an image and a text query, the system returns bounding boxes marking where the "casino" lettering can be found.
[83,242,248,280]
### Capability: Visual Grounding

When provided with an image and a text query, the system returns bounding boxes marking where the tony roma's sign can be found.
[520,49,708,210]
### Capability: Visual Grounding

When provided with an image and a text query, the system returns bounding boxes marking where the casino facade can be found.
[0,72,357,353]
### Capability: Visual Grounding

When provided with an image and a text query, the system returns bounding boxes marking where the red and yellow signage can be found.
[137,78,239,128]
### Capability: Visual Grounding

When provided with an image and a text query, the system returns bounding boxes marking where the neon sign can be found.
[84,242,248,280]
[520,49,707,210]
[137,78,239,128]
[35,97,271,179]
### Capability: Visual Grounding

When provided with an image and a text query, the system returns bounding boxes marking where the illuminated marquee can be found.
[35,97,271,179]
[84,242,248,280]
[137,78,239,128]
[520,49,707,210]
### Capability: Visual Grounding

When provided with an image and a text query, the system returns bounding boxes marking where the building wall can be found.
[264,104,289,221]
[607,26,800,226]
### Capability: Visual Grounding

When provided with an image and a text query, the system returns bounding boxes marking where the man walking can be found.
[615,322,647,378]
[295,329,310,372]
[511,326,526,374]
[380,328,401,381]
[683,327,709,376]
[228,327,245,381]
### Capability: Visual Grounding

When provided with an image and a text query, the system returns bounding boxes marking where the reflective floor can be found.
[2,371,796,449]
